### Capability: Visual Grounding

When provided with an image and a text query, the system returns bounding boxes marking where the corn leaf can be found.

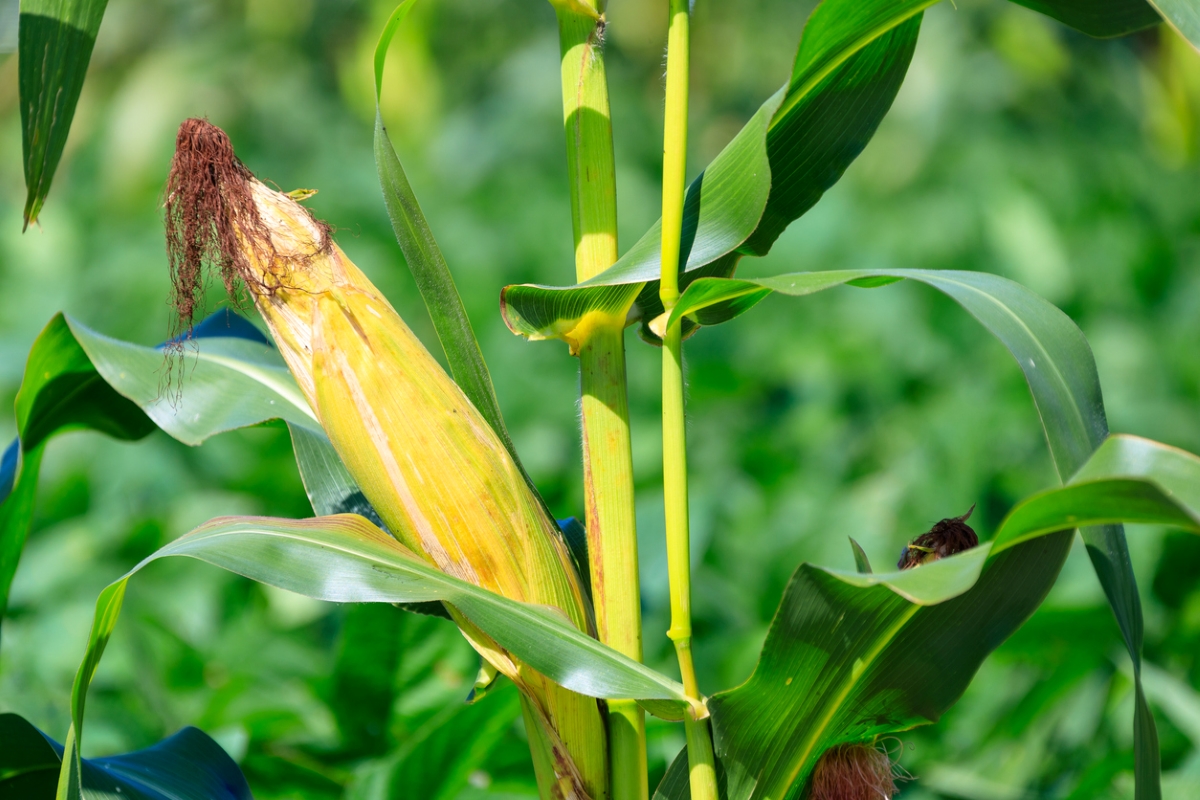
[500,0,1178,347]
[1149,0,1200,49]
[652,270,1162,799]
[372,0,518,464]
[1010,0,1160,37]
[54,513,689,798]
[349,683,522,800]
[501,0,928,346]
[1,712,250,800]
[18,0,110,227]
[656,435,1198,800]
[1,311,309,625]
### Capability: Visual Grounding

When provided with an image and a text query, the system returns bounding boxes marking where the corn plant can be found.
[2,0,1200,799]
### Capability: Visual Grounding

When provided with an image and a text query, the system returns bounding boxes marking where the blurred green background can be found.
[2,0,1200,797]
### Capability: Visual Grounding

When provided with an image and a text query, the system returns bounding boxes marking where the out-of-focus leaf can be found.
[653,270,1160,799]
[55,513,690,797]
[0,311,317,626]
[353,683,522,800]
[18,0,110,227]
[501,0,928,347]
[849,538,872,574]
[331,603,406,757]
[372,0,517,464]
[1009,0,1160,37]
[0,712,250,800]
[657,435,1199,799]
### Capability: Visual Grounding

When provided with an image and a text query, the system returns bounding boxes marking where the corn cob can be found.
[165,118,608,800]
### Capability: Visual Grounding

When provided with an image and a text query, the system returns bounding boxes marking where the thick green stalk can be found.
[659,0,719,798]
[557,5,648,800]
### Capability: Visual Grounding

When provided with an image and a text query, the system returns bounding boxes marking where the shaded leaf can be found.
[372,0,518,464]
[1010,0,1160,37]
[19,0,110,227]
[0,712,249,800]
[353,683,522,800]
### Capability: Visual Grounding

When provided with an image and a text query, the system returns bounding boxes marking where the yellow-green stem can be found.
[659,1,719,798]
[557,5,647,800]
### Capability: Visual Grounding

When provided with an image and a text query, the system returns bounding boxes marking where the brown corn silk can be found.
[810,743,896,800]
[165,119,607,800]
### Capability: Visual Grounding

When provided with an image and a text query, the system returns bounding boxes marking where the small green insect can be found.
[897,505,978,570]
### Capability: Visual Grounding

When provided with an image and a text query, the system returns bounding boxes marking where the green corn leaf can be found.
[501,0,1181,348]
[655,435,1198,800]
[0,712,250,800]
[652,271,1166,800]
[1009,0,1160,37]
[18,0,110,228]
[1149,0,1200,49]
[651,269,1161,799]
[350,683,522,800]
[54,513,689,797]
[1,311,310,625]
[373,0,518,464]
[501,0,929,347]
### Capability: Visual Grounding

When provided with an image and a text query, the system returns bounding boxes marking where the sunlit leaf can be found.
[501,0,928,346]
[0,311,315,625]
[54,512,690,796]
[653,270,1161,799]
[657,435,1198,799]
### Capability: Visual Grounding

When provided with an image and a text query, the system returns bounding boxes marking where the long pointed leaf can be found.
[652,271,1160,799]
[372,0,517,463]
[502,1,928,347]
[19,0,110,227]
[1,311,309,627]
[657,435,1198,799]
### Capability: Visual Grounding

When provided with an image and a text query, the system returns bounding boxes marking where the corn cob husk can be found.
[165,119,608,800]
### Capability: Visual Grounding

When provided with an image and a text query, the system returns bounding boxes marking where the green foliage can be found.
[18,0,110,227]
[0,711,252,799]
[5,0,1200,798]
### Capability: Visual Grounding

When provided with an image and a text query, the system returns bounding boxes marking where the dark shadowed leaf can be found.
[0,712,250,800]
[352,683,522,800]
[1009,0,1160,37]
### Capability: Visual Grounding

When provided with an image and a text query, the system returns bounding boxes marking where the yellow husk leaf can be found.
[237,180,608,800]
